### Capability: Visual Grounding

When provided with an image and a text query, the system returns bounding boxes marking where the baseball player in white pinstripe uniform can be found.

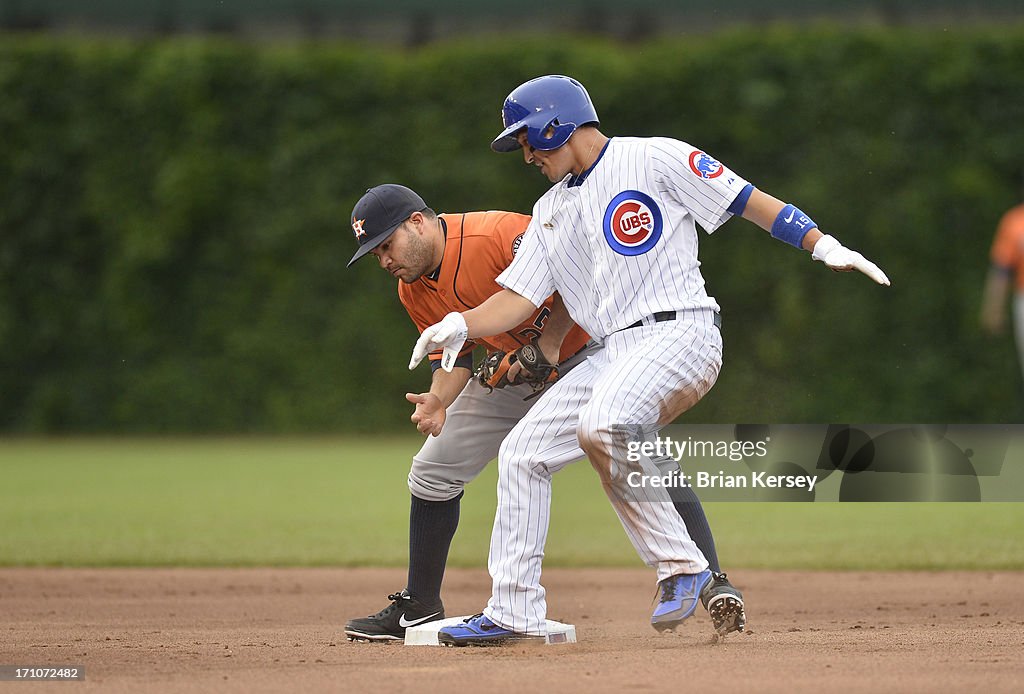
[410,75,890,646]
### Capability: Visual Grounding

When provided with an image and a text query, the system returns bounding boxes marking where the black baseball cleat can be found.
[700,572,747,637]
[345,589,445,642]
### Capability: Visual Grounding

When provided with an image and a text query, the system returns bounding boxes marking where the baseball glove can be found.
[475,341,559,396]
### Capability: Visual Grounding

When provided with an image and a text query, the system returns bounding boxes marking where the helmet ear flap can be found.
[526,118,576,151]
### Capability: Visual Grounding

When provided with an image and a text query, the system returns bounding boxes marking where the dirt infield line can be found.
[1,568,1022,693]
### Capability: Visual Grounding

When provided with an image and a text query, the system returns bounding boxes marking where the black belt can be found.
[623,311,722,330]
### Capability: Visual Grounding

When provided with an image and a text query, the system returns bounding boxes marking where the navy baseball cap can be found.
[347,184,427,267]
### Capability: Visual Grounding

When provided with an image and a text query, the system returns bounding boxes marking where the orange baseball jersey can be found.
[398,211,590,367]
[990,203,1024,291]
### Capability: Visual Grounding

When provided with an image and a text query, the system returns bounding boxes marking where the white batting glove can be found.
[811,235,891,286]
[409,312,469,372]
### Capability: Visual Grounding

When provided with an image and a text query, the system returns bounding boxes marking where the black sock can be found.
[669,485,721,573]
[406,492,462,605]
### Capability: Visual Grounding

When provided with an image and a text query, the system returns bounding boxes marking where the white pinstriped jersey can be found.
[497,137,748,339]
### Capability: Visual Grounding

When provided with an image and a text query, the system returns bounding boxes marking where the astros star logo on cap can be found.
[352,218,366,239]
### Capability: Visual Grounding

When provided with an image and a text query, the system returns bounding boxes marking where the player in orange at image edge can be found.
[981,188,1024,387]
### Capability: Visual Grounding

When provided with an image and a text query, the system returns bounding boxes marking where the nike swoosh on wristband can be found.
[398,612,441,628]
[783,208,796,224]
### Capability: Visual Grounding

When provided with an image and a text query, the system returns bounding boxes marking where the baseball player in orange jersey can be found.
[344,183,743,642]
[982,198,1024,382]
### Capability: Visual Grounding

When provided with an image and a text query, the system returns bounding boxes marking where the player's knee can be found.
[407,467,464,502]
[497,435,553,480]
[497,432,531,467]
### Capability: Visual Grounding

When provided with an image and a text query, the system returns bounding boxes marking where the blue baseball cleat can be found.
[437,613,544,647]
[651,569,713,632]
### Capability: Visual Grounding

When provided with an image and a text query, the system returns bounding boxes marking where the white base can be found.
[404,615,577,646]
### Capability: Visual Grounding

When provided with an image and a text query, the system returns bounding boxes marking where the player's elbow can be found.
[505,289,540,322]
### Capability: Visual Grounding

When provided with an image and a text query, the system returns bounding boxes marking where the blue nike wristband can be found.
[771,204,818,249]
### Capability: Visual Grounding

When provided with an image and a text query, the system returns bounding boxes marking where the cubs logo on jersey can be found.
[688,151,724,180]
[602,190,663,256]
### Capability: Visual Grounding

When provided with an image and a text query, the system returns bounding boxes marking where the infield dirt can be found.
[2,568,1022,693]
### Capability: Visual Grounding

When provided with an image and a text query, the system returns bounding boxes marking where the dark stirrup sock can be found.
[669,485,721,573]
[406,491,463,604]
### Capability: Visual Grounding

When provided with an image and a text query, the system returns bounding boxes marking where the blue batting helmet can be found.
[490,75,600,153]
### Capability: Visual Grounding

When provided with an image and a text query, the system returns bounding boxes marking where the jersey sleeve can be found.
[495,214,556,308]
[990,209,1024,273]
[648,138,750,234]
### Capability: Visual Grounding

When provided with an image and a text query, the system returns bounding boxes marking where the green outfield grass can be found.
[1,437,1021,569]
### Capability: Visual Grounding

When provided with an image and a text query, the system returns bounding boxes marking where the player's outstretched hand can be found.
[409,312,469,371]
[406,392,446,436]
[811,235,891,286]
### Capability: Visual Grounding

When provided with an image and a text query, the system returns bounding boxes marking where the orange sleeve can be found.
[991,207,1024,271]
